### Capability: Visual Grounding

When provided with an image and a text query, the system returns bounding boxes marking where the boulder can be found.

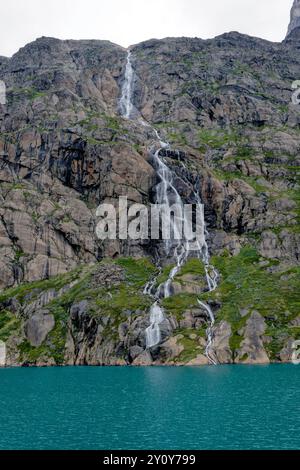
[25,311,55,347]
[236,311,270,364]
[186,354,209,366]
[133,350,153,366]
[211,321,233,364]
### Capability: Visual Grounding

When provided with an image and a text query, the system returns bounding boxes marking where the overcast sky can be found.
[0,0,294,57]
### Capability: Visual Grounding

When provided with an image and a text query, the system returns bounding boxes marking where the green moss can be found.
[133,143,142,154]
[116,257,157,288]
[287,189,300,226]
[51,271,94,307]
[10,183,27,190]
[212,168,268,194]
[236,146,255,159]
[0,268,82,305]
[176,258,206,278]
[77,112,124,140]
[46,304,69,364]
[95,286,151,318]
[39,258,156,332]
[229,331,245,352]
[86,137,119,146]
[239,353,249,363]
[18,340,48,363]
[156,259,205,289]
[162,293,199,320]
[203,247,300,354]
[198,129,237,150]
[0,311,20,341]
[9,87,47,102]
[17,300,73,365]
[17,297,72,365]
[167,132,187,146]
[3,257,156,363]
[14,249,25,262]
[155,265,175,287]
[182,79,220,95]
[104,115,121,131]
[264,335,287,361]
[173,328,205,364]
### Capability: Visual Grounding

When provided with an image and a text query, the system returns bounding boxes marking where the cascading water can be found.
[120,51,134,119]
[120,50,218,363]
[145,137,219,361]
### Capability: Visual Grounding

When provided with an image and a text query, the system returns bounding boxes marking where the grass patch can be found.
[9,87,47,102]
[0,268,82,305]
[173,328,205,364]
[95,286,151,318]
[198,129,238,150]
[212,168,268,194]
[18,340,48,363]
[162,293,199,320]
[167,132,187,146]
[202,247,300,355]
[176,258,206,277]
[0,311,20,341]
[155,265,175,287]
[116,258,157,288]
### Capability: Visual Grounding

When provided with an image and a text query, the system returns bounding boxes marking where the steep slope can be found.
[0,31,299,366]
[287,0,300,37]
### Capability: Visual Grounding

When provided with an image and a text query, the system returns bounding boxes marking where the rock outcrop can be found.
[287,0,300,37]
[236,312,269,364]
[25,311,55,347]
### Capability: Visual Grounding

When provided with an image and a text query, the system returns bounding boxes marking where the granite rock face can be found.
[287,0,300,37]
[236,311,269,364]
[25,311,55,347]
[0,26,300,366]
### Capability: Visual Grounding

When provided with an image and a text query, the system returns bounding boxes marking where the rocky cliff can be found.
[287,0,300,37]
[0,27,299,366]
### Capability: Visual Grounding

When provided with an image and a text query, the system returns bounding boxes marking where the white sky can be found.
[0,0,294,57]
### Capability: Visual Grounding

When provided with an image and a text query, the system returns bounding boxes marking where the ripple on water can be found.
[0,365,299,450]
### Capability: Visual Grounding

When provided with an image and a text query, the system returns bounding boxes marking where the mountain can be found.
[0,22,299,367]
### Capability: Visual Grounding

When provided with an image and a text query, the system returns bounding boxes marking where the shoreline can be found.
[0,361,294,369]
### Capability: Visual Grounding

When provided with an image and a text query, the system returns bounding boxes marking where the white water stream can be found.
[119,51,134,119]
[120,51,218,363]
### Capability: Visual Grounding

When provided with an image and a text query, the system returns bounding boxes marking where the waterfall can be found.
[145,131,218,363]
[120,51,134,119]
[146,302,165,349]
[198,301,217,365]
[119,51,218,364]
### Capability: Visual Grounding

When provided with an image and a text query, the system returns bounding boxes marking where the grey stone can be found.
[236,312,269,364]
[287,0,300,37]
[25,311,55,347]
[211,321,233,364]
[70,300,89,319]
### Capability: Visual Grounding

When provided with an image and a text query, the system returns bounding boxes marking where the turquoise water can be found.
[0,365,299,450]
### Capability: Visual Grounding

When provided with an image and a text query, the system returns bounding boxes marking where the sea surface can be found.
[0,365,299,450]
